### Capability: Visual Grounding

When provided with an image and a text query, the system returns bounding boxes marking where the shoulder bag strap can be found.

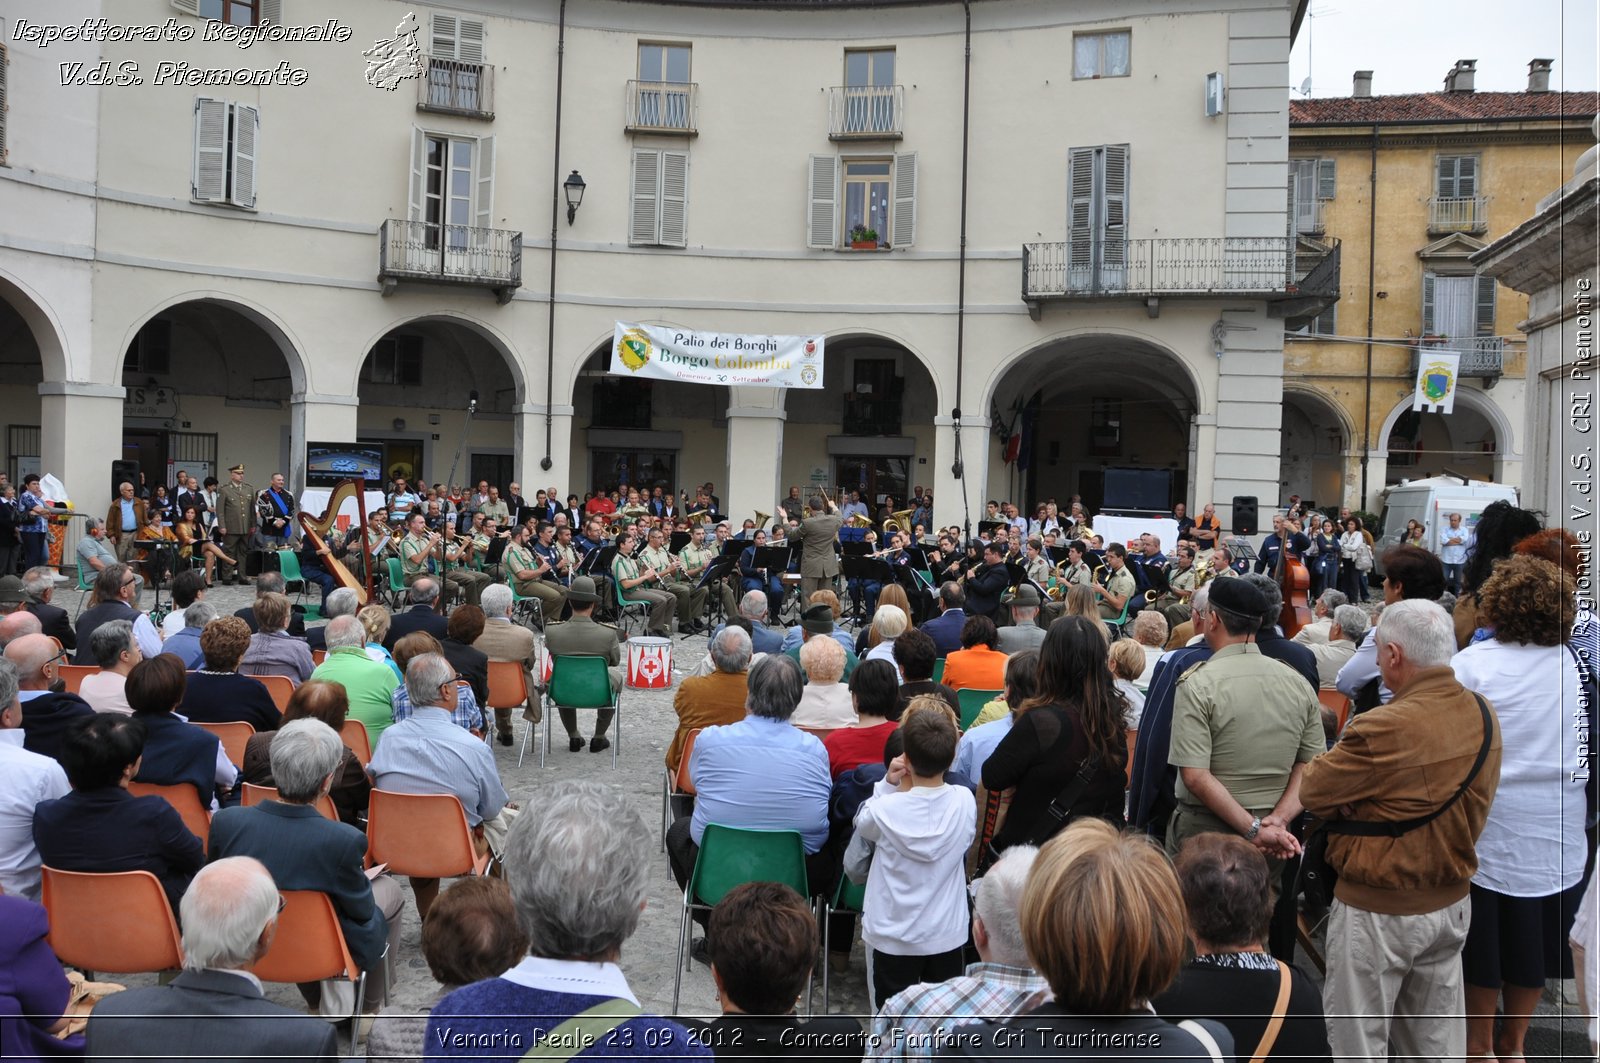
[1327,692,1493,839]
[1248,960,1293,1063]
[518,998,642,1063]
[1176,1019,1227,1063]
[1024,754,1101,847]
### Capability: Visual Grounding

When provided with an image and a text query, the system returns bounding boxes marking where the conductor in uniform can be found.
[542,576,624,754]
[794,491,843,600]
[216,464,256,585]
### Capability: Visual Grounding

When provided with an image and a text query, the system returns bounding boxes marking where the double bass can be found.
[1275,520,1313,638]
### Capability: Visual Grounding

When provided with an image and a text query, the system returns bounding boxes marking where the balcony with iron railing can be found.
[417,55,493,118]
[1428,195,1488,234]
[828,85,904,139]
[378,219,522,304]
[625,80,698,135]
[1293,198,1328,236]
[1411,335,1504,382]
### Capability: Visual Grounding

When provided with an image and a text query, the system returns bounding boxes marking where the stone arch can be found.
[118,290,310,394]
[351,310,527,405]
[1375,386,1515,462]
[0,267,72,382]
[979,327,1208,419]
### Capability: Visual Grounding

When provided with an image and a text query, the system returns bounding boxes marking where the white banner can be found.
[610,322,825,389]
[1412,350,1461,414]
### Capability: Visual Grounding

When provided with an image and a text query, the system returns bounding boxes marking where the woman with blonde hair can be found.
[1062,583,1111,645]
[357,603,403,681]
[947,819,1230,1060]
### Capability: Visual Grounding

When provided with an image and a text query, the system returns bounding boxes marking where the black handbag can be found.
[1298,692,1492,908]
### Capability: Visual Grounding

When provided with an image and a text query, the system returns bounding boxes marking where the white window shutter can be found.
[1066,146,1095,270]
[431,14,459,60]
[630,149,662,245]
[1421,272,1436,334]
[170,0,201,16]
[659,151,688,248]
[807,154,839,250]
[1436,156,1454,198]
[1317,158,1336,199]
[260,0,283,25]
[1457,156,1478,198]
[407,126,427,221]
[193,98,228,202]
[229,103,259,208]
[475,135,495,230]
[891,151,917,248]
[1101,144,1129,266]
[457,19,486,63]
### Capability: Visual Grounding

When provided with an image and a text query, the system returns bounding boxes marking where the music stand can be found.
[840,554,893,627]
[978,520,1007,540]
[719,539,746,558]
[668,530,690,553]
[132,540,178,622]
[1224,537,1259,564]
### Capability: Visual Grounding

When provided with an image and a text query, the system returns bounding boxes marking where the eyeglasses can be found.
[276,893,288,914]
[42,649,69,670]
[121,578,140,589]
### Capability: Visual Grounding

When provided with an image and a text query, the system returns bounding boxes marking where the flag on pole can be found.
[1412,350,1460,414]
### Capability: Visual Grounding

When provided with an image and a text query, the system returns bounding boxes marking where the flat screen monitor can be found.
[1102,467,1172,513]
[305,442,385,487]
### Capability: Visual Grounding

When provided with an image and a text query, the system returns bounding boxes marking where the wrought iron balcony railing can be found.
[625,80,698,135]
[378,219,522,304]
[1428,195,1488,234]
[1411,336,1504,380]
[1023,237,1317,299]
[828,85,905,139]
[417,55,493,118]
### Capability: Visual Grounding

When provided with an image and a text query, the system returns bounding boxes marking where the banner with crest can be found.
[610,322,825,389]
[1412,350,1461,414]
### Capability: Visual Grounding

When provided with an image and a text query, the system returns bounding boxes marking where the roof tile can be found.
[1291,91,1598,125]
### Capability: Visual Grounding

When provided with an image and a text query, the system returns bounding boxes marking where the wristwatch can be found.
[1245,816,1262,841]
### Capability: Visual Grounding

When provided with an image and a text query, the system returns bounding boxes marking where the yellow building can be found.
[1285,61,1595,511]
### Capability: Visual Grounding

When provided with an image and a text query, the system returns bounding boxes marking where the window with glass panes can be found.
[843,49,896,134]
[843,159,890,247]
[1073,31,1130,79]
[638,44,691,129]
[200,0,259,26]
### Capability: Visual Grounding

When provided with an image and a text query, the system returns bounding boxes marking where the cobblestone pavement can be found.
[59,576,1588,1055]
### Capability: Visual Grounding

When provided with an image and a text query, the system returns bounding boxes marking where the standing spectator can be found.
[1296,600,1500,1063]
[1153,834,1330,1060]
[18,475,52,571]
[1451,500,1543,649]
[0,483,21,579]
[1307,517,1342,598]
[1437,512,1472,595]
[180,616,282,733]
[1453,556,1586,1063]
[308,615,399,748]
[940,616,1007,693]
[240,679,370,828]
[869,845,1045,1063]
[1337,517,1371,603]
[0,658,70,900]
[215,464,257,585]
[238,591,314,685]
[1336,545,1446,708]
[78,618,141,715]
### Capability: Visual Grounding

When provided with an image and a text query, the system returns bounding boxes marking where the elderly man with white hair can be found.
[305,585,362,653]
[86,857,341,1061]
[0,609,42,648]
[368,651,513,921]
[20,565,74,649]
[162,600,218,671]
[309,613,400,747]
[473,582,541,742]
[869,845,1047,1062]
[1308,603,1367,690]
[1292,588,1349,647]
[209,718,405,1020]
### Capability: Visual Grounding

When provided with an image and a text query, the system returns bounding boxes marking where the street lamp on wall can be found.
[563,170,586,225]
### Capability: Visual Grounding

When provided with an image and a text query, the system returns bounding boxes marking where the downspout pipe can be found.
[541,0,568,472]
[1359,124,1377,505]
[953,1,973,538]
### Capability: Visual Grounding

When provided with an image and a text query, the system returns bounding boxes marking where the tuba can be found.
[845,513,874,529]
[754,510,771,531]
[882,508,916,535]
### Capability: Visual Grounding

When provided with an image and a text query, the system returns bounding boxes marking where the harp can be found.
[298,478,373,605]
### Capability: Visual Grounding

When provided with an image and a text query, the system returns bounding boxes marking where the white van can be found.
[1372,475,1520,575]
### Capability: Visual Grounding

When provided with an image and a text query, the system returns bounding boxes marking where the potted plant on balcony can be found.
[849,225,880,251]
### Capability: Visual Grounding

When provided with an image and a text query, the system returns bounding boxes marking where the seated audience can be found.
[940,616,1008,693]
[919,583,969,657]
[1106,639,1148,731]
[161,600,217,670]
[667,627,752,772]
[304,585,361,653]
[0,891,84,1058]
[20,565,75,651]
[77,618,142,715]
[473,583,540,743]
[129,653,237,809]
[5,633,94,764]
[74,563,160,664]
[33,712,204,912]
[240,679,370,828]
[793,634,855,731]
[427,780,709,1061]
[233,571,305,637]
[870,845,1046,1063]
[179,616,282,733]
[944,819,1233,1060]
[160,569,209,640]
[390,631,485,733]
[0,658,71,900]
[686,882,864,1057]
[955,651,1039,780]
[893,628,959,718]
[439,604,490,706]
[85,857,339,1061]
[996,586,1047,655]
[238,591,313,685]
[1153,833,1330,1060]
[1309,604,1366,689]
[781,590,856,656]
[1128,611,1169,683]
[309,614,400,747]
[366,877,531,1063]
[784,603,861,683]
[359,604,405,681]
[383,579,448,651]
[862,604,909,665]
[825,659,902,779]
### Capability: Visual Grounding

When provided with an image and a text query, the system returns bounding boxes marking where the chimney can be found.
[1444,59,1477,93]
[1353,70,1373,98]
[1528,58,1553,93]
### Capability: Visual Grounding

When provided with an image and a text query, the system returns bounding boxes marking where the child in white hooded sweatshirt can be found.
[851,700,976,1010]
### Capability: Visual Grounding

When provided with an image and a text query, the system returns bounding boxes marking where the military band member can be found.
[437,519,492,607]
[1092,542,1138,622]
[341,506,394,582]
[216,463,256,584]
[502,524,565,625]
[1023,537,1051,586]
[1060,539,1094,589]
[543,576,623,754]
[640,527,707,634]
[399,511,444,586]
[552,524,581,588]
[470,517,507,582]
[612,530,677,637]
[1156,542,1200,628]
[795,491,844,601]
[256,472,296,547]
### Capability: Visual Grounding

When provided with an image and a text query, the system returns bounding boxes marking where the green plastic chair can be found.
[820,872,868,1011]
[274,550,321,620]
[506,576,543,629]
[613,574,652,636]
[73,562,95,620]
[930,657,946,685]
[536,655,620,770]
[1105,595,1137,640]
[384,557,407,609]
[957,688,1002,731]
[674,825,811,1014]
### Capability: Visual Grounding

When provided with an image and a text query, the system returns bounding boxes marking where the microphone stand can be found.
[444,393,479,509]
[952,407,973,547]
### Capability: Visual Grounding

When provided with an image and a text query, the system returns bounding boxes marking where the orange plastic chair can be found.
[240,781,339,822]
[1318,688,1353,737]
[41,867,183,976]
[249,890,369,1054]
[339,719,373,766]
[127,780,212,853]
[660,727,704,852]
[486,659,529,709]
[194,720,256,766]
[311,649,327,666]
[367,789,490,879]
[249,673,296,713]
[57,664,98,694]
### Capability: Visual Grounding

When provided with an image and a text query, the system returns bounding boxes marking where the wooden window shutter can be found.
[407,126,427,221]
[1475,274,1496,336]
[630,148,662,245]
[1101,144,1129,266]
[891,151,917,248]
[229,103,259,208]
[170,0,202,16]
[1421,272,1436,334]
[192,98,229,202]
[457,19,486,63]
[1457,156,1478,198]
[1066,146,1095,271]
[474,135,495,230]
[260,0,283,25]
[807,154,839,250]
[431,14,459,60]
[659,151,689,248]
[1317,158,1336,199]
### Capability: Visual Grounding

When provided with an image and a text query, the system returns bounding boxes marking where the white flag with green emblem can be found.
[1412,350,1460,414]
